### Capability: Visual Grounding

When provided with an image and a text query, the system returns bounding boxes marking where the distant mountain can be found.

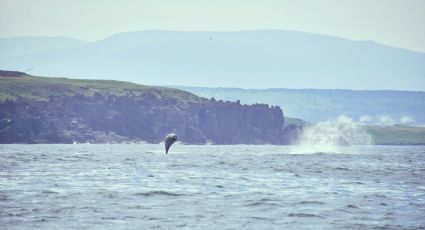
[175,86,425,124]
[0,36,87,58]
[1,30,424,90]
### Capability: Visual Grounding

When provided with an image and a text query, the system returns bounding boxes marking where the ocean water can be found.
[0,144,424,229]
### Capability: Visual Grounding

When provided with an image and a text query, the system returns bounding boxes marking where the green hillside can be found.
[0,71,287,144]
[367,125,425,145]
[0,70,202,103]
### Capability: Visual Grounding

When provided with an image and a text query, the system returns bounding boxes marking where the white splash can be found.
[379,115,394,126]
[359,115,373,124]
[400,116,415,124]
[290,115,372,154]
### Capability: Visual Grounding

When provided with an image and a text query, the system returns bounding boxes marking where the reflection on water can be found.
[0,144,424,229]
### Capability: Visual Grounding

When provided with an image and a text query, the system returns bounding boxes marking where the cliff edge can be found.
[0,72,300,144]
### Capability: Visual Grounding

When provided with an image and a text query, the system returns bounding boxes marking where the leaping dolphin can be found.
[165,133,177,154]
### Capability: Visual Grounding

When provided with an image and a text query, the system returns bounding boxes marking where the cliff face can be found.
[0,73,297,144]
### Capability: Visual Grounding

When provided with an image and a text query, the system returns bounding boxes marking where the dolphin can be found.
[165,133,177,154]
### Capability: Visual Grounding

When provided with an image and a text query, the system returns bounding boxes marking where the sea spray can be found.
[290,115,372,154]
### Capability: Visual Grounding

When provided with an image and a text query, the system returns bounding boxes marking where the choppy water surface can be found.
[1,144,424,229]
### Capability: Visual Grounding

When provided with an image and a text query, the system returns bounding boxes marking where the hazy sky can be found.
[1,0,425,52]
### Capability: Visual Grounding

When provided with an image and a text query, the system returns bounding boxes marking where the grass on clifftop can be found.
[366,125,425,145]
[0,71,203,103]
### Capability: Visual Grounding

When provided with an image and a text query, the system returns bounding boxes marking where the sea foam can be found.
[290,115,372,154]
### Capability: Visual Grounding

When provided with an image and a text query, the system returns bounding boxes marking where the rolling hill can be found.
[1,30,424,91]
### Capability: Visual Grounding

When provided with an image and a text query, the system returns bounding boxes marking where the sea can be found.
[0,144,424,229]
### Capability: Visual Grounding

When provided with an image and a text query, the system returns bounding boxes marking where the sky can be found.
[1,0,425,52]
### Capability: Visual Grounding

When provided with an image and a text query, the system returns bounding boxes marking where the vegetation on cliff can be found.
[0,71,298,144]
[0,70,202,103]
[366,125,425,145]
[2,70,422,145]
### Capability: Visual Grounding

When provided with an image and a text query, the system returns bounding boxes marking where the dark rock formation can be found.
[0,90,295,144]
[0,70,30,78]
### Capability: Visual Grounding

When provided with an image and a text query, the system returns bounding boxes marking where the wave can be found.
[287,213,324,218]
[294,201,326,205]
[133,191,185,197]
[246,198,281,207]
[290,115,372,154]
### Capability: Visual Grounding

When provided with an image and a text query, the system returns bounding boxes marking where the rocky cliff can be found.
[0,71,301,144]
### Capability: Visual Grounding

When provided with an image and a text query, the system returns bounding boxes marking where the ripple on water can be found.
[287,213,324,218]
[133,191,186,197]
[0,144,424,229]
[294,200,326,205]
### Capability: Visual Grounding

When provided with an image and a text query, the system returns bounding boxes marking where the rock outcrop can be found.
[0,74,299,144]
[0,70,30,78]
